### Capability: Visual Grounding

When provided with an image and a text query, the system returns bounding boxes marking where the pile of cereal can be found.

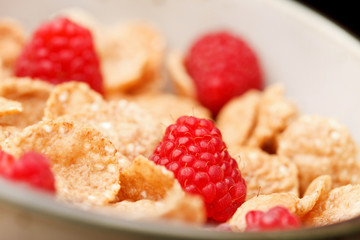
[1,9,360,232]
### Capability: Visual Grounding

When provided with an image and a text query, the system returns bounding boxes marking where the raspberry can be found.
[0,151,55,193]
[185,31,263,115]
[14,17,103,94]
[245,206,301,231]
[150,116,246,222]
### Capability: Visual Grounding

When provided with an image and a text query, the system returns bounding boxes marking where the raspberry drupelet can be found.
[150,116,246,222]
[14,17,103,94]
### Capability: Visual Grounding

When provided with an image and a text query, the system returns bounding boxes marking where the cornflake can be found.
[2,119,129,205]
[94,156,206,224]
[0,96,22,116]
[278,115,360,194]
[43,81,103,120]
[231,146,299,199]
[166,51,196,98]
[229,175,332,232]
[57,99,162,160]
[120,93,212,130]
[0,19,25,74]
[303,184,360,227]
[0,78,53,128]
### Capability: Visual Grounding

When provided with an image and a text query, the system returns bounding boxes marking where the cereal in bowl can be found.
[1,10,360,233]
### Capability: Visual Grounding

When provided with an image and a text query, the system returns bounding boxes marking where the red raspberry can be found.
[245,206,301,231]
[150,116,246,222]
[14,17,103,94]
[185,31,263,115]
[0,151,55,193]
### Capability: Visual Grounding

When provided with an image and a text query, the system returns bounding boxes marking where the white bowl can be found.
[1,0,360,239]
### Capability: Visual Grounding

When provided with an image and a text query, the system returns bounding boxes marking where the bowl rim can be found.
[1,0,360,239]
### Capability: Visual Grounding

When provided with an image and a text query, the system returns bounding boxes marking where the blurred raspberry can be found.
[185,31,263,115]
[0,151,55,193]
[246,206,301,231]
[150,116,246,222]
[14,17,103,93]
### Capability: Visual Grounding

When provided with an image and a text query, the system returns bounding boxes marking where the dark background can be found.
[295,1,360,39]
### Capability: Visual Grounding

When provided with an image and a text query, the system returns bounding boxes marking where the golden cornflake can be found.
[231,147,299,200]
[0,125,19,149]
[0,78,53,128]
[278,115,360,194]
[101,22,165,94]
[95,156,206,224]
[246,84,298,152]
[58,99,162,160]
[298,175,332,217]
[217,90,261,148]
[0,96,23,116]
[229,176,333,231]
[117,155,175,201]
[0,19,25,72]
[166,51,196,98]
[43,81,103,120]
[228,193,300,232]
[303,184,360,227]
[2,119,129,205]
[123,93,211,130]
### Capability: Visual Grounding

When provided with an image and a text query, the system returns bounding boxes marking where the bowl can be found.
[1,0,360,239]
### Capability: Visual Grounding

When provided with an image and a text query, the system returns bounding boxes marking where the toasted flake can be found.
[121,93,211,130]
[298,175,332,216]
[303,184,360,227]
[0,125,19,149]
[43,82,103,120]
[101,22,165,94]
[0,78,53,128]
[229,175,335,231]
[229,193,300,232]
[0,96,23,116]
[278,115,360,194]
[2,119,129,205]
[117,155,174,201]
[93,156,206,224]
[247,84,297,152]
[0,19,25,71]
[58,99,162,160]
[166,51,196,98]
[232,147,299,200]
[217,90,261,148]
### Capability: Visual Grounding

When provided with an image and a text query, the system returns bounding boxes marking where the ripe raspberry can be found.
[150,116,246,222]
[185,31,263,115]
[14,17,103,93]
[245,206,301,231]
[0,151,55,193]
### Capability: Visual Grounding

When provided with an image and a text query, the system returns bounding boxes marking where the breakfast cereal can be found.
[118,93,212,129]
[1,9,360,233]
[2,119,129,205]
[44,82,103,120]
[167,51,196,98]
[229,175,332,231]
[231,147,299,200]
[303,184,360,226]
[278,115,360,194]
[0,96,22,116]
[0,19,25,74]
[217,90,261,147]
[0,78,53,128]
[56,97,162,160]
